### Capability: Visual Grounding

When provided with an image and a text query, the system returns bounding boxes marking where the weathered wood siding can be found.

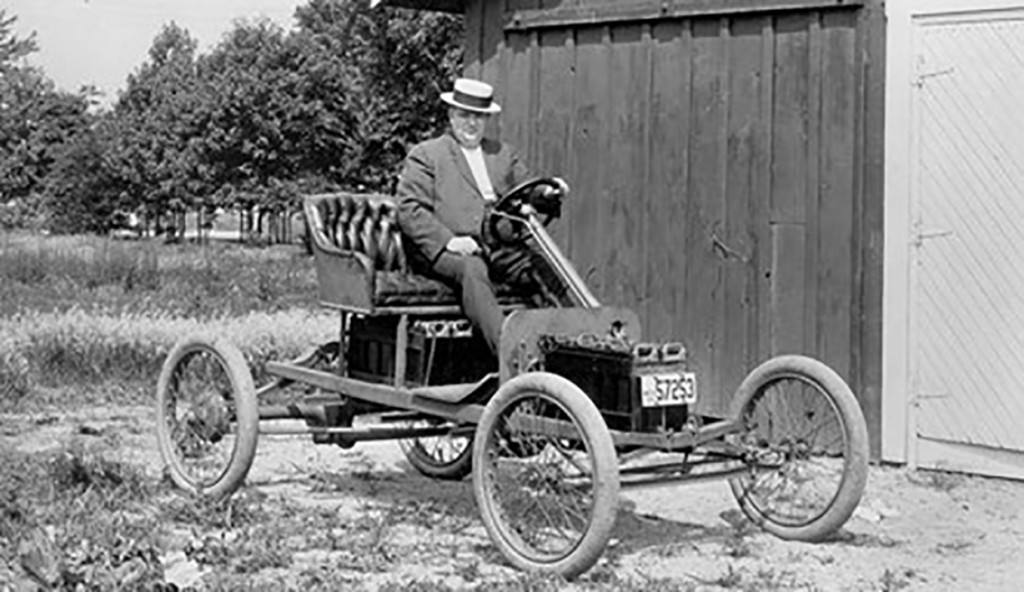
[463,0,884,452]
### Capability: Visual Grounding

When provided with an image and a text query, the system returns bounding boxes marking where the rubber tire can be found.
[728,355,869,541]
[472,372,619,579]
[401,432,474,480]
[156,335,259,499]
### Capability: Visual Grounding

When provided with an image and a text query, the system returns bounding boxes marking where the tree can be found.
[113,22,205,232]
[0,9,94,225]
[295,0,463,190]
[44,117,126,233]
[0,10,41,203]
[0,9,36,68]
[195,19,355,199]
[2,2,466,236]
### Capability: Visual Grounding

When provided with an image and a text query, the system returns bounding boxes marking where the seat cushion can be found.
[373,271,533,307]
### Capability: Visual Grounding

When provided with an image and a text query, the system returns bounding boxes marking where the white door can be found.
[907,10,1024,479]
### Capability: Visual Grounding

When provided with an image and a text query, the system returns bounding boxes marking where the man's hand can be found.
[445,236,481,256]
[550,176,570,196]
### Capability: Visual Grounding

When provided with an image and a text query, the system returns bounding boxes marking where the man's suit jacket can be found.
[397,131,530,267]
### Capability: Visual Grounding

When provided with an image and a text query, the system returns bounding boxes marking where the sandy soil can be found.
[3,405,1023,591]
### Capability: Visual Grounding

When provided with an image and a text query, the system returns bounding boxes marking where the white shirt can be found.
[460,146,496,201]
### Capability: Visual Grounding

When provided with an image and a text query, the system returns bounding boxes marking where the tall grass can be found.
[0,308,337,410]
[0,235,159,290]
[0,232,318,318]
[0,232,332,411]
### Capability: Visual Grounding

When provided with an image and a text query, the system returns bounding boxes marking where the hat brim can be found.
[441,92,501,114]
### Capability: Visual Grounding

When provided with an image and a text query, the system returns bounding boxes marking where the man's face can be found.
[449,107,489,148]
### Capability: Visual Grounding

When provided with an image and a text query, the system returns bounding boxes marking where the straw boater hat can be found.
[441,78,502,114]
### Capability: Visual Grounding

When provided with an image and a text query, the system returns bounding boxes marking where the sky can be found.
[5,0,308,105]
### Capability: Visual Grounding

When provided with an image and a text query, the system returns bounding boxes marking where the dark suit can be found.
[396,131,534,353]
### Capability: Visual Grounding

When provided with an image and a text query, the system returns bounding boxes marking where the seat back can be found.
[304,192,408,273]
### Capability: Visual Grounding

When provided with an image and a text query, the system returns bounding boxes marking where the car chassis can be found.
[156,178,870,578]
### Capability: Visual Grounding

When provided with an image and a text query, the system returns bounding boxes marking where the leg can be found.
[431,251,504,353]
[488,242,568,307]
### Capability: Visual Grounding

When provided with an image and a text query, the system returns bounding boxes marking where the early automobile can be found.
[156,178,869,578]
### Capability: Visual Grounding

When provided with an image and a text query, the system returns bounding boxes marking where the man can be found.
[396,78,549,354]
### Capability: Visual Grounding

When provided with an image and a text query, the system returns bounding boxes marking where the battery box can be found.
[539,334,691,433]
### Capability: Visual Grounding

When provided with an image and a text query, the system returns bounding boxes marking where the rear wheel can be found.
[472,372,619,579]
[156,335,258,499]
[399,423,473,480]
[728,355,869,541]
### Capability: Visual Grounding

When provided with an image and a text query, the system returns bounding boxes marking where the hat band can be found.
[452,89,493,110]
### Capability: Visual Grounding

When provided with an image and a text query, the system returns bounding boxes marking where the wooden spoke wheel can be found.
[156,336,258,499]
[472,372,619,579]
[728,355,869,541]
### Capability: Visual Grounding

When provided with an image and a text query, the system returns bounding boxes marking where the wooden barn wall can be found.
[463,0,884,452]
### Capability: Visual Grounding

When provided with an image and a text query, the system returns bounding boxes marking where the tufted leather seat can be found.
[304,192,531,314]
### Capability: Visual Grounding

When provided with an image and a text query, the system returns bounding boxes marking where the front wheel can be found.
[728,355,869,542]
[472,372,619,579]
[156,335,259,499]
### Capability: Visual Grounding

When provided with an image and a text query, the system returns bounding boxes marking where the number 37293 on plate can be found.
[640,372,697,407]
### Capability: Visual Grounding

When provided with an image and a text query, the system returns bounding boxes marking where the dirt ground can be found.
[3,405,1023,591]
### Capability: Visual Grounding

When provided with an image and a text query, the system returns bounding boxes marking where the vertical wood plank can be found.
[463,0,484,78]
[722,16,765,398]
[859,1,887,459]
[534,30,573,176]
[639,23,653,330]
[850,3,868,426]
[804,12,823,359]
[527,29,542,171]
[604,23,648,308]
[566,25,610,296]
[535,28,575,246]
[816,10,857,381]
[754,16,776,368]
[686,16,729,414]
[645,20,692,342]
[769,14,810,356]
[481,0,510,140]
[502,27,534,153]
[481,0,508,84]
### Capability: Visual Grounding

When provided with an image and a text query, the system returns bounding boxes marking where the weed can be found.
[468,571,566,591]
[162,488,268,530]
[376,580,461,592]
[723,528,755,559]
[49,441,152,506]
[878,567,916,591]
[908,469,966,493]
[934,538,974,555]
[0,445,166,590]
[713,564,745,588]
[455,559,483,583]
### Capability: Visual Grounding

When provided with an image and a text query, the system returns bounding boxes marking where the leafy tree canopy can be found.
[2,1,464,234]
[1,9,93,220]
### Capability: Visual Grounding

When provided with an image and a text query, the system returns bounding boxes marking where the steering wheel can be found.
[484,177,568,246]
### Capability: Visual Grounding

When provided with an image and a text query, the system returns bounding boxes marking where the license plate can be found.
[640,372,697,407]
